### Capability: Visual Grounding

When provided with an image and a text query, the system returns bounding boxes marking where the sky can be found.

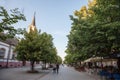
[0,0,88,60]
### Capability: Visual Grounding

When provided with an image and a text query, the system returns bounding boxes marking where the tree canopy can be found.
[65,0,120,65]
[15,29,60,71]
[0,6,26,40]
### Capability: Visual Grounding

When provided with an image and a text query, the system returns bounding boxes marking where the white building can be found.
[0,38,21,67]
[0,41,15,60]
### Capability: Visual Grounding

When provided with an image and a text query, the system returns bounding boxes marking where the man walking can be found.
[56,63,59,74]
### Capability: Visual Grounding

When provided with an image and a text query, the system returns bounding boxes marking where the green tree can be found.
[39,32,58,68]
[15,30,41,71]
[89,0,120,56]
[15,30,58,71]
[56,55,62,64]
[0,6,26,40]
[65,0,120,65]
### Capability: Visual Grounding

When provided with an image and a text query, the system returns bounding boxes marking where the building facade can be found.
[0,40,23,68]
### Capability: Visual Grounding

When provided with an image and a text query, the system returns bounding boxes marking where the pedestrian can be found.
[56,63,59,74]
[62,64,64,67]
[53,64,56,73]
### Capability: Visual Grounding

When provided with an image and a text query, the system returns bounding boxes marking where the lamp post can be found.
[6,43,12,68]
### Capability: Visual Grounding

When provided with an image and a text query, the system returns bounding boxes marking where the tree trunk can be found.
[79,61,81,66]
[22,61,26,66]
[30,61,35,71]
[117,58,120,70]
[44,60,46,69]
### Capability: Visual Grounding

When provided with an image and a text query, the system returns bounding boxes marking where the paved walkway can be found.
[0,65,101,80]
[39,66,101,80]
[0,66,50,80]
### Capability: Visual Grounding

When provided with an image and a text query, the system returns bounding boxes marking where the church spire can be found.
[28,12,37,33]
[31,12,36,26]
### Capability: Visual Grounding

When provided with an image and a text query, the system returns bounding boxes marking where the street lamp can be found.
[6,43,12,68]
[5,39,14,68]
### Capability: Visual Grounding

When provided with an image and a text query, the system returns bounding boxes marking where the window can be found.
[12,54,15,60]
[12,51,16,60]
[0,48,5,59]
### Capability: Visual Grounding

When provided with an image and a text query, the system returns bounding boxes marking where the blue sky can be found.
[0,0,88,60]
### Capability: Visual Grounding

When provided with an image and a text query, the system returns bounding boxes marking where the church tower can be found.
[28,13,37,33]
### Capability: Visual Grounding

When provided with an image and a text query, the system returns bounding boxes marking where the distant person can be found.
[53,64,56,73]
[56,63,59,74]
[62,64,64,67]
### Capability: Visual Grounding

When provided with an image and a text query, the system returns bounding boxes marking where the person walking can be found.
[56,63,59,74]
[53,64,56,73]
